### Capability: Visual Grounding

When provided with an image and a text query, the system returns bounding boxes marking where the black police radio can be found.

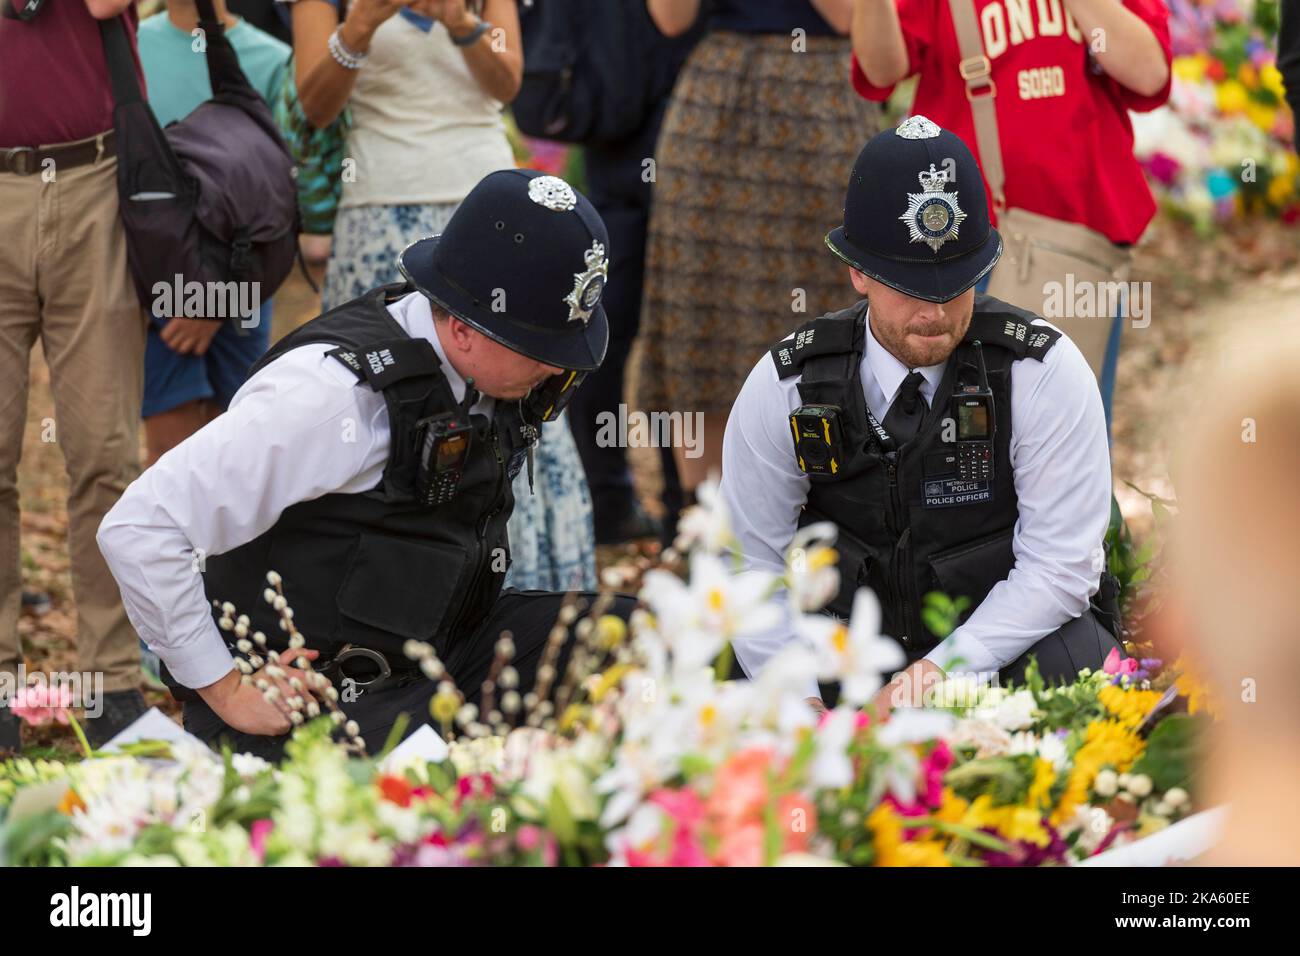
[415,379,479,507]
[950,341,996,481]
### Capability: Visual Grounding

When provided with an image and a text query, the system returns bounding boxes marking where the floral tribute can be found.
[0,484,1208,867]
[1137,0,1299,228]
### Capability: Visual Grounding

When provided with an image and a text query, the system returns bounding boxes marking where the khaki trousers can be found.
[0,147,146,692]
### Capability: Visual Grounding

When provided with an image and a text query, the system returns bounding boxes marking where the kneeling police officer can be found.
[721,117,1124,715]
[98,170,630,758]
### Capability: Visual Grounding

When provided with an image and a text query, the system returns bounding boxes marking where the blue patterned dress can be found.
[322,203,598,592]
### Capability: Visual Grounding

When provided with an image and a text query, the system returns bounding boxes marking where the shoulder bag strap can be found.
[946,0,1006,212]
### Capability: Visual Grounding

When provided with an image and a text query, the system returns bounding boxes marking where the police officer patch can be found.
[899,164,967,252]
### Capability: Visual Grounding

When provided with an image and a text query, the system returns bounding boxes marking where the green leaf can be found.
[547,787,578,846]
[1129,714,1205,793]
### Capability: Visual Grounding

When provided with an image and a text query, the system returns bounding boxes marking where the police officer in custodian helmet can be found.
[719,117,1125,715]
[97,170,632,758]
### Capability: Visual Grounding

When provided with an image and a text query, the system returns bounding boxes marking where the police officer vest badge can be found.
[565,240,609,325]
[899,164,967,252]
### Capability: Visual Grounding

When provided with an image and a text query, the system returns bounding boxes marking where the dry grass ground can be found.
[9,215,1299,752]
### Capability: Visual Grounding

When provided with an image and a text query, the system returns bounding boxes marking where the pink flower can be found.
[10,683,74,726]
[1103,647,1139,678]
[922,740,953,808]
[249,819,274,862]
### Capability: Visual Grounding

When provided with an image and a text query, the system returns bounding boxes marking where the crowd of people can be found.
[0,0,1294,761]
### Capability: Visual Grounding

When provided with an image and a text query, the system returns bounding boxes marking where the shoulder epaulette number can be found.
[770,316,859,380]
[966,312,1061,361]
[326,338,441,390]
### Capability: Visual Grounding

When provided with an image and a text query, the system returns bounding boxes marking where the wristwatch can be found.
[450,16,492,47]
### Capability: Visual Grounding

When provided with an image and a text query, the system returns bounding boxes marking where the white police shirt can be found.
[97,293,495,690]
[721,307,1112,699]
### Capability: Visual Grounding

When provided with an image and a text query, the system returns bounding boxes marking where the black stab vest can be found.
[773,293,1062,660]
[183,284,539,685]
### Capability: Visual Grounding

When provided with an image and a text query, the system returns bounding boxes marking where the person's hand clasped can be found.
[406,0,477,37]
[196,648,323,737]
[160,317,222,356]
[343,0,407,49]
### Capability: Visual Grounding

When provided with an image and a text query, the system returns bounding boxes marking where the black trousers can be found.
[182,590,639,761]
[996,607,1123,686]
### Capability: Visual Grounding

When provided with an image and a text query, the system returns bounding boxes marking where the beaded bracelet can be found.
[328,26,368,70]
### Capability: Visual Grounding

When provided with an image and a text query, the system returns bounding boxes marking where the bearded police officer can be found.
[98,170,628,758]
[721,117,1123,716]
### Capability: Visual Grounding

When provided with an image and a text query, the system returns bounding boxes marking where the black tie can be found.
[881,370,927,447]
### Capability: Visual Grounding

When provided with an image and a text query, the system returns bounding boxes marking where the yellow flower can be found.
[594,614,627,651]
[868,803,951,867]
[430,690,459,725]
[558,703,588,733]
[1237,63,1258,90]
[588,663,630,702]
[1245,100,1278,134]
[935,787,969,825]
[1051,719,1145,826]
[1267,173,1295,206]
[963,795,1051,848]
[1217,80,1249,114]
[57,788,86,815]
[1172,54,1207,85]
[1027,758,1056,812]
[1261,63,1287,98]
[1098,684,1164,730]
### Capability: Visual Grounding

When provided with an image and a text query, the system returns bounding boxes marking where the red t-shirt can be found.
[851,0,1172,244]
[0,1,144,148]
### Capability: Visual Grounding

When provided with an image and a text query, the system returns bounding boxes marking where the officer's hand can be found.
[196,650,323,737]
[869,659,946,720]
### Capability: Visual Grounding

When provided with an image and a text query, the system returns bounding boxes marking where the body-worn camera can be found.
[526,369,587,423]
[789,405,845,476]
[416,413,474,506]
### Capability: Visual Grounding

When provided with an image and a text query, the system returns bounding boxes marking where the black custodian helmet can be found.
[398,169,611,371]
[826,115,1002,304]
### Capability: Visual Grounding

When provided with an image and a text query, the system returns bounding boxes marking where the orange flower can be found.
[706,747,773,835]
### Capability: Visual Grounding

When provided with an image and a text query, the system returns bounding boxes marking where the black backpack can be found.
[513,0,704,147]
[99,0,301,319]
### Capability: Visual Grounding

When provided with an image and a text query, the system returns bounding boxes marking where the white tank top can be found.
[340,14,515,208]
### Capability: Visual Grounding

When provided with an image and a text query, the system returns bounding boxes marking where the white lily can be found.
[801,588,905,705]
[809,706,858,789]
[672,478,732,555]
[639,552,782,672]
[785,521,841,613]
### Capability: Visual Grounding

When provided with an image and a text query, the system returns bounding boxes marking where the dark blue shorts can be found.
[143,302,273,418]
